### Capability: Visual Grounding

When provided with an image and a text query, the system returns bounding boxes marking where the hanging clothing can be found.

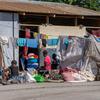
[64,37,69,48]
[47,39,58,46]
[26,39,38,48]
[53,39,59,45]
[42,39,47,47]
[37,34,41,39]
[17,38,26,47]
[25,28,31,38]
[47,39,52,46]
[33,32,38,38]
[23,46,28,59]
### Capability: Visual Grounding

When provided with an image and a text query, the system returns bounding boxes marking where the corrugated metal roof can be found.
[0,1,100,16]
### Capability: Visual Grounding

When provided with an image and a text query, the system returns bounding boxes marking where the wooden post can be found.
[12,13,15,60]
[75,17,78,26]
[0,45,2,67]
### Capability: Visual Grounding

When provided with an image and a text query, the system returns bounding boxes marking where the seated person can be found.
[9,60,19,81]
[2,67,10,82]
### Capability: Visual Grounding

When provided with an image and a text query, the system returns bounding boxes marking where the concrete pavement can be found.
[0,81,100,100]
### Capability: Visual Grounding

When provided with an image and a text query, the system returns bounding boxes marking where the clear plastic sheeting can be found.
[57,36,89,69]
[0,36,8,44]
[77,57,97,75]
[88,35,100,63]
[57,35,100,81]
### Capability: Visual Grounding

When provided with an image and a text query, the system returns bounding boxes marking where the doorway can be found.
[19,25,39,71]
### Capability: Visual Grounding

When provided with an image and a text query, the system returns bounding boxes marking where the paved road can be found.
[0,81,100,100]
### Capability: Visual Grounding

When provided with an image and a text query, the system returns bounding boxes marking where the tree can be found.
[40,0,100,11]
[78,0,100,11]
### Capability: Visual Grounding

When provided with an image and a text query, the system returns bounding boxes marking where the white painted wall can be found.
[0,12,19,67]
[39,25,86,38]
[39,25,86,49]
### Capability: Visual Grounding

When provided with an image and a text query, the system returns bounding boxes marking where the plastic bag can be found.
[33,74,45,83]
[26,72,36,83]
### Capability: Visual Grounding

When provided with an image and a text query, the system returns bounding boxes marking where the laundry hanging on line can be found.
[27,39,38,48]
[33,32,49,39]
[25,28,31,38]
[17,38,38,48]
[17,38,26,47]
[42,39,47,47]
[47,39,59,46]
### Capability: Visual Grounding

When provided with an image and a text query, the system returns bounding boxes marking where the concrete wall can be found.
[0,12,19,67]
[39,25,86,38]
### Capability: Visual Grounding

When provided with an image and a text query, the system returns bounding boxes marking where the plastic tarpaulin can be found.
[0,36,13,67]
[57,35,100,81]
[57,36,88,69]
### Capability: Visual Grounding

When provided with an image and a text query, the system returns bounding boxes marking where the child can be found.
[2,68,10,82]
[9,60,19,82]
[52,53,60,70]
[43,50,51,79]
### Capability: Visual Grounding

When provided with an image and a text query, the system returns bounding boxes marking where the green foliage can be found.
[40,0,100,11]
[78,0,100,11]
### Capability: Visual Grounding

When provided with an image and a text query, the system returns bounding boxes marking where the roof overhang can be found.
[0,1,100,16]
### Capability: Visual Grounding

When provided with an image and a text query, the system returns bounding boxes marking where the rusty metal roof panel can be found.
[0,1,100,16]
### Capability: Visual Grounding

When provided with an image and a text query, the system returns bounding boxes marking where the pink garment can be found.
[92,30,100,37]
[60,67,78,81]
[62,72,74,81]
[44,56,51,71]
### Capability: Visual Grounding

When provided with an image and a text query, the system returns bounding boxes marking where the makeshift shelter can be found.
[0,0,100,77]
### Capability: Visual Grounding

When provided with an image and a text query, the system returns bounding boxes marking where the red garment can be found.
[92,30,100,37]
[62,71,74,81]
[25,28,31,38]
[24,28,30,59]
[23,46,28,59]
[44,56,51,71]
